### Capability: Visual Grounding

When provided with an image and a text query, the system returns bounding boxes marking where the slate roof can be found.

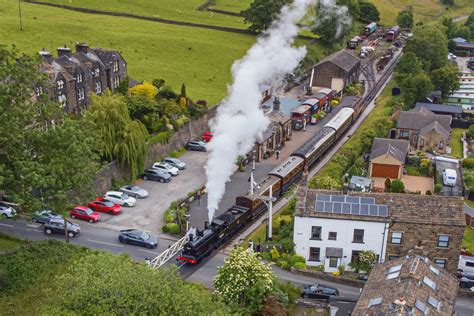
[266,110,290,124]
[456,42,474,49]
[338,96,362,109]
[396,109,452,134]
[256,130,274,145]
[369,138,409,163]
[262,96,300,117]
[353,256,458,315]
[419,120,450,139]
[414,102,463,115]
[91,47,126,70]
[314,50,360,73]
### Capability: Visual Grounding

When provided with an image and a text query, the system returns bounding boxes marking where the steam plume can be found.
[312,0,352,38]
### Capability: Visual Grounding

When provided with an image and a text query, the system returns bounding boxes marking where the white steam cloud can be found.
[313,0,352,38]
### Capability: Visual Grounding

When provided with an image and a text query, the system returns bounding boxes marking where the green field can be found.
[36,0,248,29]
[212,0,252,13]
[450,128,466,159]
[0,0,256,104]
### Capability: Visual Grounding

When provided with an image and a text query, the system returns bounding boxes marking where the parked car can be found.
[142,168,171,183]
[301,283,340,298]
[448,53,457,60]
[152,162,180,176]
[202,132,213,142]
[163,157,186,170]
[44,219,81,238]
[119,185,149,198]
[32,210,62,224]
[104,191,137,207]
[460,276,474,289]
[458,255,474,274]
[118,229,158,249]
[186,140,206,152]
[70,206,101,223]
[0,204,17,218]
[88,198,122,215]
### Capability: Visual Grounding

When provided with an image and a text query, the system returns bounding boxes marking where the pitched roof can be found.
[396,109,452,134]
[353,256,458,315]
[419,120,450,139]
[314,50,361,73]
[266,110,290,124]
[369,138,409,163]
[91,47,126,69]
[414,103,463,115]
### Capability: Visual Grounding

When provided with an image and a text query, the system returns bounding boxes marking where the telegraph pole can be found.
[18,0,23,31]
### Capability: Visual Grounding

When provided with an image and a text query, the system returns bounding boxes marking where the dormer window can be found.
[77,73,83,83]
[57,80,64,90]
[94,68,100,77]
[113,61,119,72]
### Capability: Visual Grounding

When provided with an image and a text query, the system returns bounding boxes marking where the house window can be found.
[328,232,337,240]
[391,232,402,244]
[311,226,322,240]
[399,130,409,138]
[95,82,102,94]
[113,77,120,88]
[434,258,447,268]
[77,88,85,101]
[388,255,400,260]
[58,94,66,107]
[35,86,43,96]
[329,257,338,268]
[94,68,100,77]
[428,296,441,311]
[309,247,320,261]
[353,229,364,243]
[437,234,449,248]
[76,73,83,83]
[423,276,437,290]
[415,299,427,314]
[351,250,361,263]
[57,80,64,90]
[113,60,119,72]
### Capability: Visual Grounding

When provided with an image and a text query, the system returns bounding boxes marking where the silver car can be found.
[163,157,186,170]
[0,205,16,218]
[119,185,149,199]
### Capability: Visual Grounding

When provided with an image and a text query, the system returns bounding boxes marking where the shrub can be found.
[165,210,174,223]
[162,225,169,233]
[165,223,180,234]
[390,180,405,193]
[271,247,280,261]
[463,158,474,169]
[384,178,391,189]
[338,265,345,275]
[290,255,306,267]
[425,190,432,195]
[277,261,290,270]
[435,183,442,193]
[468,125,474,139]
[259,251,272,261]
[315,264,325,272]
[293,262,306,270]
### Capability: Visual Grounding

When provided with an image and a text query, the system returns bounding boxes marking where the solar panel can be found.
[361,197,375,205]
[314,194,388,217]
[379,205,388,216]
[317,194,331,202]
[342,203,351,214]
[333,202,342,213]
[351,204,360,214]
[346,196,360,203]
[332,195,345,202]
[370,205,378,215]
[360,204,369,215]
[324,202,333,212]
[316,201,325,211]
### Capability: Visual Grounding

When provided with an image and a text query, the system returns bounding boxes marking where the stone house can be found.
[353,256,459,315]
[266,97,292,149]
[294,189,465,274]
[309,50,361,92]
[369,138,409,179]
[395,108,451,154]
[37,43,127,113]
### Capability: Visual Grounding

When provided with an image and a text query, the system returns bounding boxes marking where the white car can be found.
[152,162,180,176]
[104,191,137,207]
[0,205,17,218]
[448,53,457,60]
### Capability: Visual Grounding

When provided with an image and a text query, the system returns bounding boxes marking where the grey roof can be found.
[456,42,474,49]
[314,50,360,73]
[91,47,126,69]
[369,138,409,163]
[266,110,290,124]
[453,37,467,43]
[350,176,373,188]
[419,120,450,139]
[396,109,452,133]
[338,96,362,109]
[256,130,274,144]
[414,103,462,115]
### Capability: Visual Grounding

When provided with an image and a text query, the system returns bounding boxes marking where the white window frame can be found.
[77,88,85,101]
[94,68,100,77]
[76,73,83,83]
[391,232,402,244]
[57,80,64,90]
[35,86,43,96]
[95,82,102,94]
[58,94,67,108]
[113,60,119,72]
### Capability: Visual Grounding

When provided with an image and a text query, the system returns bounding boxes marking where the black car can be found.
[185,140,206,152]
[32,209,63,224]
[44,219,81,238]
[142,168,171,183]
[301,283,340,298]
[119,229,158,249]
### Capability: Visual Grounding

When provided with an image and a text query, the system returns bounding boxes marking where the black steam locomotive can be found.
[178,105,359,265]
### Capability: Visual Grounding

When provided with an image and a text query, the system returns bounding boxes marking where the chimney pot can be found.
[57,46,71,58]
[273,96,281,112]
[39,50,54,64]
[75,42,89,54]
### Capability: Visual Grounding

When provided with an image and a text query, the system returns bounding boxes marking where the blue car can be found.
[32,210,63,224]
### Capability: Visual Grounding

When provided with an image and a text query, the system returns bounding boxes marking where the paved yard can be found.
[94,150,208,234]
[372,176,434,194]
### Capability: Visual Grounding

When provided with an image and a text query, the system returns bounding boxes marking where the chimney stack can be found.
[39,49,54,64]
[204,221,209,230]
[57,45,71,58]
[273,96,281,112]
[75,42,89,54]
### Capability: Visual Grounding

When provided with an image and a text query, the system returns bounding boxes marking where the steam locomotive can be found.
[177,103,360,265]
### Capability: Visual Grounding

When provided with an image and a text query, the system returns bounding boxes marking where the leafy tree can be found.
[399,72,434,107]
[448,39,457,53]
[180,83,187,98]
[453,25,471,40]
[430,64,460,96]
[397,8,414,28]
[394,52,423,82]
[384,178,391,190]
[45,252,231,315]
[117,75,130,95]
[390,179,405,193]
[129,81,158,99]
[126,95,162,133]
[442,17,455,38]
[241,0,289,32]
[88,91,149,179]
[157,85,179,101]
[405,26,448,71]
[359,1,380,22]
[152,78,166,89]
[337,0,360,17]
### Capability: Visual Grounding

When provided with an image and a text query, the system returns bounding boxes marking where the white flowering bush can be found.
[214,247,275,309]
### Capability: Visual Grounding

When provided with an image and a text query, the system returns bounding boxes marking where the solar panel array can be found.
[315,194,388,217]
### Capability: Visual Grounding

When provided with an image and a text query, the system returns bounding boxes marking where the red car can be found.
[70,206,101,223]
[88,198,122,215]
[202,132,213,142]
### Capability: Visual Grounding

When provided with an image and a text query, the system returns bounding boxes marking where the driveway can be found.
[455,57,471,73]
[435,160,463,197]
[94,150,208,234]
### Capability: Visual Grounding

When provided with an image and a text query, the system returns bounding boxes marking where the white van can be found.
[458,255,474,273]
[442,169,457,187]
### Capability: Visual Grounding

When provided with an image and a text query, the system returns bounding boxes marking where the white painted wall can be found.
[293,216,388,273]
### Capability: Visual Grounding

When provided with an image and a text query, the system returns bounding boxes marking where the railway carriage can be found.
[235,175,281,214]
[268,156,305,192]
[324,107,354,138]
[292,127,336,168]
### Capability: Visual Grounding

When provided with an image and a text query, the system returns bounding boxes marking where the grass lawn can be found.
[0,233,24,251]
[463,226,474,253]
[0,0,256,105]
[37,0,248,29]
[212,0,251,13]
[450,128,466,159]
[372,0,474,26]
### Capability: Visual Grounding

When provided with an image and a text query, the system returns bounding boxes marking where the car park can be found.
[152,162,180,176]
[119,185,149,198]
[70,206,101,223]
[301,283,340,298]
[44,219,81,238]
[186,140,206,152]
[0,204,17,218]
[142,168,171,183]
[163,157,186,170]
[88,198,122,215]
[32,210,63,224]
[202,132,213,142]
[104,191,137,207]
[118,229,158,249]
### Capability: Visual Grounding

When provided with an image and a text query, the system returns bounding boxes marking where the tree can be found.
[430,64,460,96]
[152,78,166,89]
[397,8,414,29]
[405,26,448,71]
[399,72,434,107]
[117,76,130,95]
[129,81,158,99]
[336,0,360,17]
[359,1,380,22]
[394,52,423,81]
[390,179,405,193]
[45,252,231,315]
[453,25,471,40]
[214,247,275,313]
[241,0,289,32]
[312,9,351,46]
[157,85,179,101]
[448,39,457,53]
[126,95,162,133]
[180,83,187,98]
[442,17,455,39]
